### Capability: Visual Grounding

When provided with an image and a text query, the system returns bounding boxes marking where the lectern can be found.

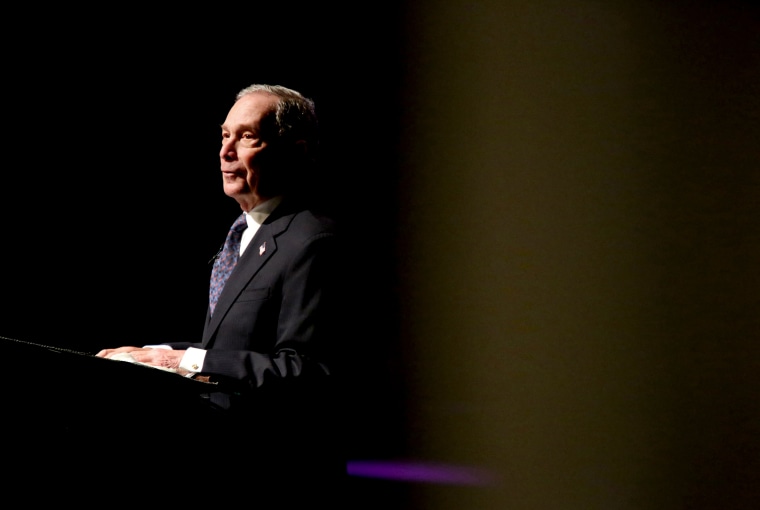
[2,335,223,499]
[2,335,346,505]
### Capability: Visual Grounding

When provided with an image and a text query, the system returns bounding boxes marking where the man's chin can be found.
[223,182,246,197]
[223,186,257,208]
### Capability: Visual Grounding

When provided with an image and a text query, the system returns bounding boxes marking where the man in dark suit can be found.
[96,84,347,503]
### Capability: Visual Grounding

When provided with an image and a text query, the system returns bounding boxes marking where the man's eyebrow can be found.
[220,124,258,133]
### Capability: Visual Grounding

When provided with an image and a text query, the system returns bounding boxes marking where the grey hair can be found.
[235,84,319,156]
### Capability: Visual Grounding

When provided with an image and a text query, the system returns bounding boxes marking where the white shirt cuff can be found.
[179,346,206,373]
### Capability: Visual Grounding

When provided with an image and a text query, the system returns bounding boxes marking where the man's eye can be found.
[241,134,261,147]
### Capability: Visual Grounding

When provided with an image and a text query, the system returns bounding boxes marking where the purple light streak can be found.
[346,459,499,486]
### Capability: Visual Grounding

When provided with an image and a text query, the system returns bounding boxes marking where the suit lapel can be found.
[201,208,295,346]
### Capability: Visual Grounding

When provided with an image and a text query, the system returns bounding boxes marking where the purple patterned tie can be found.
[209,213,247,316]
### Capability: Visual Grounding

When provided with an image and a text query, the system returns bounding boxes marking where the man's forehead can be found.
[223,93,277,129]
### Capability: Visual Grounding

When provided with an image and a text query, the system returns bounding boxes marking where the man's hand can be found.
[129,348,185,370]
[96,346,186,371]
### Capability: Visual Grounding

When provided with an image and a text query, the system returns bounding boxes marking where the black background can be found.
[0,4,407,467]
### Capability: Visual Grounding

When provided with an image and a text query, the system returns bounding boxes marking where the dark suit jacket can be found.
[163,197,347,491]
[165,197,342,391]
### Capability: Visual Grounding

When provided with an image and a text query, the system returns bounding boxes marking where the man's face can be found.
[219,92,278,211]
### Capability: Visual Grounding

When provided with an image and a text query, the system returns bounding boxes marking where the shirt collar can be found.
[245,195,283,227]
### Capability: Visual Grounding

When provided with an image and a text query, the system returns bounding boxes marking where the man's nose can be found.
[220,142,237,161]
